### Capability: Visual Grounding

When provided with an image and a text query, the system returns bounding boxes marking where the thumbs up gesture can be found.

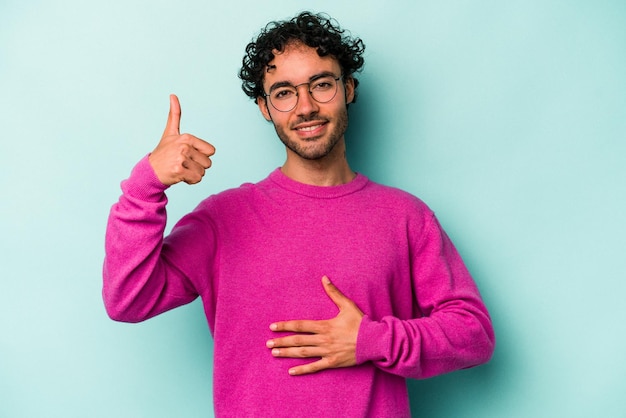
[148,94,216,186]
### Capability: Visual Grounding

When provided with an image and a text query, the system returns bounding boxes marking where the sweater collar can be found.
[268,168,369,199]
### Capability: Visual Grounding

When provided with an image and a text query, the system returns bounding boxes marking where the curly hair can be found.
[239,11,365,104]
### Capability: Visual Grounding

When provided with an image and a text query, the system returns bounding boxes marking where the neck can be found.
[281,139,355,186]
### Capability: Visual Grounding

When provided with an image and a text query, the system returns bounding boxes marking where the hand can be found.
[266,276,364,376]
[148,94,216,186]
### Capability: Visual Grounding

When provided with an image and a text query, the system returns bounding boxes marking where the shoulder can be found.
[195,182,253,211]
[361,178,433,216]
[194,174,276,213]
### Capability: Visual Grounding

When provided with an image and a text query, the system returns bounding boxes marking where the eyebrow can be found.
[267,71,338,93]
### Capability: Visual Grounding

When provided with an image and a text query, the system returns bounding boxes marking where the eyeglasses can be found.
[263,75,342,112]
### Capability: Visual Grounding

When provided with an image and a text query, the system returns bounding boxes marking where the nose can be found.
[294,85,319,116]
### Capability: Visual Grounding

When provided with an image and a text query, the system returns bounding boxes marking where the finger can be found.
[189,136,216,158]
[190,152,213,171]
[174,133,216,158]
[182,169,207,184]
[163,94,181,137]
[183,144,214,169]
[321,276,351,310]
[267,333,325,349]
[270,319,325,334]
[270,345,325,359]
[174,148,208,184]
[179,159,206,185]
[288,359,328,376]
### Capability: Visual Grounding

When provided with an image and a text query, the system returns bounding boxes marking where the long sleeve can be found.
[102,156,201,323]
[355,213,495,379]
[101,166,494,416]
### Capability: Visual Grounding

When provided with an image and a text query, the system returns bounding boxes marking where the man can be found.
[103,11,495,417]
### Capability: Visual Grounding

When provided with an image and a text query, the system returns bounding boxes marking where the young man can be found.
[103,12,495,417]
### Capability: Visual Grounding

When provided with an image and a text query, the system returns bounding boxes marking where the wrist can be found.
[122,154,170,201]
[355,315,388,364]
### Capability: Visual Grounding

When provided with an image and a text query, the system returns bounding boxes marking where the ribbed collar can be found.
[268,168,369,199]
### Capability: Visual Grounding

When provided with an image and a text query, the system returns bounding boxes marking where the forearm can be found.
[355,213,495,379]
[356,300,495,379]
[102,156,195,322]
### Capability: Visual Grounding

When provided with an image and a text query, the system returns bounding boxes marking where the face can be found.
[258,42,355,161]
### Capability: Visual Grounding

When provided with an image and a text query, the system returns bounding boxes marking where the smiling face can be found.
[258,42,355,162]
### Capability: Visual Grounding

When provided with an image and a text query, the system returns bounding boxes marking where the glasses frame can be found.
[263,75,343,112]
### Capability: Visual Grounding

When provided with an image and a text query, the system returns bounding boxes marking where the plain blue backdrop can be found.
[1,1,625,417]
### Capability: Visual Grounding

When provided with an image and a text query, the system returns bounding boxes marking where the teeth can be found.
[298,124,322,132]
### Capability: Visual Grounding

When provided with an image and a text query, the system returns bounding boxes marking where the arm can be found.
[102,95,216,322]
[267,215,495,379]
[356,214,495,379]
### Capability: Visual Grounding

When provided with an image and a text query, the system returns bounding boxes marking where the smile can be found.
[293,120,328,135]
[296,124,324,132]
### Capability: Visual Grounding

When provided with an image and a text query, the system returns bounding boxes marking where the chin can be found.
[285,136,340,161]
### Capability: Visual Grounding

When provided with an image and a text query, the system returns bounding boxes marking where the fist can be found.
[149,94,216,186]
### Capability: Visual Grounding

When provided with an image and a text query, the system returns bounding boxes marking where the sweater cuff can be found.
[122,154,170,201]
[355,315,388,365]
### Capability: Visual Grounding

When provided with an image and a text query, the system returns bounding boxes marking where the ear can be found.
[257,96,272,121]
[344,76,355,104]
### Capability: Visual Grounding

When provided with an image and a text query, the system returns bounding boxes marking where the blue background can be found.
[1,1,625,417]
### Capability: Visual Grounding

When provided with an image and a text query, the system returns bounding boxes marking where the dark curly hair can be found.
[239,11,365,104]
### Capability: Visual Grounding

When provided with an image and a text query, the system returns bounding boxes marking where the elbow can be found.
[103,295,138,323]
[482,316,496,362]
[485,328,496,361]
[102,286,145,324]
[102,264,150,323]
[475,333,496,366]
[467,317,496,367]
[105,304,134,323]
[104,303,147,324]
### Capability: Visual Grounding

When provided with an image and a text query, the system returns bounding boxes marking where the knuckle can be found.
[171,162,185,176]
[319,335,332,346]
[178,143,193,155]
[192,171,204,182]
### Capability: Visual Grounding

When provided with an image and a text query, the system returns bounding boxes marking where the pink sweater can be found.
[103,156,495,417]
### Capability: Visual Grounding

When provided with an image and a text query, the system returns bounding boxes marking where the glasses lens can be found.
[310,77,338,103]
[270,87,298,112]
[268,76,340,112]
